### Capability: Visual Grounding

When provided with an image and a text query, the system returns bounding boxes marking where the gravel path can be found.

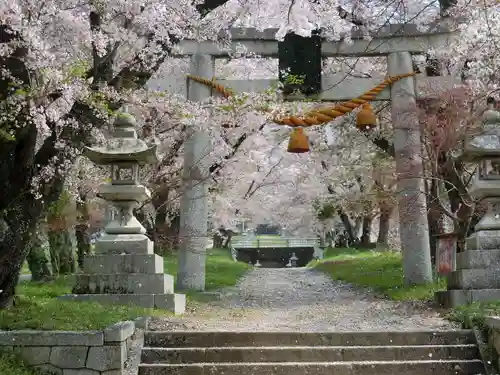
[150,267,457,332]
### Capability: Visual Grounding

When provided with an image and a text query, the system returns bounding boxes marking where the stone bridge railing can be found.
[231,237,320,249]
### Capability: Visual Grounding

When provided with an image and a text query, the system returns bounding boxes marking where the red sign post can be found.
[435,232,457,276]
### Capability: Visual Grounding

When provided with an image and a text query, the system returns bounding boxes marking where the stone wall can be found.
[0,320,141,375]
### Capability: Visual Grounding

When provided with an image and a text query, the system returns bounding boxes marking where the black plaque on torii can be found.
[278,30,322,96]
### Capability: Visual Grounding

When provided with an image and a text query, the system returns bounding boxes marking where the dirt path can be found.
[150,267,457,332]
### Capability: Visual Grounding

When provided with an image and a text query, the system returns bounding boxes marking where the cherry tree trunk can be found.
[353,217,363,240]
[26,227,52,281]
[75,223,91,270]
[377,205,391,248]
[360,216,373,248]
[213,232,224,248]
[222,232,232,248]
[48,229,76,276]
[388,51,432,285]
[337,209,357,245]
[0,201,40,308]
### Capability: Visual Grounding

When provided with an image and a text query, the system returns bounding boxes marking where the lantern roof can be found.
[463,103,500,161]
[84,109,158,166]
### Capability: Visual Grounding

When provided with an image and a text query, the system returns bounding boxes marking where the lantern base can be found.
[435,231,500,308]
[67,235,185,314]
[58,293,185,315]
[436,289,500,308]
[466,230,500,250]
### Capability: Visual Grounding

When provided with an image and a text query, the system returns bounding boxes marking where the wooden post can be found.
[388,51,433,285]
[177,53,214,291]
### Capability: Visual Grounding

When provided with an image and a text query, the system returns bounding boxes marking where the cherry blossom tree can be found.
[2,0,500,309]
[0,0,233,308]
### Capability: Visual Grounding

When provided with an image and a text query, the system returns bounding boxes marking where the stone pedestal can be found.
[436,100,500,307]
[62,234,185,314]
[436,197,500,307]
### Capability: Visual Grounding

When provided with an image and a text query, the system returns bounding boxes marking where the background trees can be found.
[2,0,500,307]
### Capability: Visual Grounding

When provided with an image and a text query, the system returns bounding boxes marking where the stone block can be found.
[134,316,150,330]
[155,293,186,315]
[494,336,500,363]
[86,343,126,371]
[0,331,103,346]
[94,234,153,255]
[50,346,89,368]
[84,254,164,274]
[63,369,100,375]
[448,269,500,289]
[101,370,122,375]
[73,273,174,294]
[37,364,63,375]
[104,321,135,343]
[466,231,500,250]
[14,346,51,365]
[58,294,156,308]
[436,289,500,307]
[58,293,185,314]
[457,249,500,269]
[485,316,500,330]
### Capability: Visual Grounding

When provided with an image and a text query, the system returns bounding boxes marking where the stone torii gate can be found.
[150,24,459,290]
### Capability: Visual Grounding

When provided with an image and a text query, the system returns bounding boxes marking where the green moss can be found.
[312,248,446,301]
[163,248,251,290]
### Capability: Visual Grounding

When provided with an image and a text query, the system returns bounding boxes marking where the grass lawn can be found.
[164,248,251,290]
[447,301,500,329]
[0,276,169,331]
[2,248,249,332]
[312,248,446,301]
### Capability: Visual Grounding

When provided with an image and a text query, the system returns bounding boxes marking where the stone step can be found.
[448,269,500,289]
[457,249,500,269]
[137,360,485,375]
[73,273,174,294]
[141,345,479,364]
[84,254,164,274]
[58,293,185,314]
[144,331,475,348]
[436,288,500,307]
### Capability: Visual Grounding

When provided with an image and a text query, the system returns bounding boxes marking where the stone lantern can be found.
[60,109,185,314]
[436,97,500,307]
[289,252,298,267]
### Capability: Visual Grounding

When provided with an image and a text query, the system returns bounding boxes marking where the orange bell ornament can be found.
[356,103,377,130]
[287,127,310,153]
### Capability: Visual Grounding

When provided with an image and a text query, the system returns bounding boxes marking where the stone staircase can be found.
[138,330,486,375]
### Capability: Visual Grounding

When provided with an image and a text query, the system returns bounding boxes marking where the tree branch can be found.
[110,0,231,91]
[337,6,366,27]
[210,122,266,175]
